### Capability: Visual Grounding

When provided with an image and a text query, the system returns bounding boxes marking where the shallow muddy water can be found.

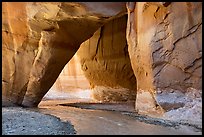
[37,99,201,135]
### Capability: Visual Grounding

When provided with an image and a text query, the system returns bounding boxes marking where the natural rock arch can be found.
[2,2,128,107]
[2,2,202,117]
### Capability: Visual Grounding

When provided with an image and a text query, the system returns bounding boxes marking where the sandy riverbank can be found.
[2,107,76,135]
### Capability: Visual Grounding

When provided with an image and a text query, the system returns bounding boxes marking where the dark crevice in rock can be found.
[2,80,9,84]
[94,27,103,60]
[153,63,167,78]
[184,56,202,72]
[173,23,202,46]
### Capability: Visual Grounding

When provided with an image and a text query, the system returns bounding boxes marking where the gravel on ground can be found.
[2,107,76,135]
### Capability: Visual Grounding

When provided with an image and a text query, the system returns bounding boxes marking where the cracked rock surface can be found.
[126,2,202,113]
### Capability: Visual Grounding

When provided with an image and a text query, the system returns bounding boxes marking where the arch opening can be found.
[2,2,129,107]
[41,14,137,112]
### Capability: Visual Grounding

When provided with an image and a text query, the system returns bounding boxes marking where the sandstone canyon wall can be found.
[126,2,202,114]
[2,2,127,107]
[50,15,136,103]
[2,2,202,119]
[76,15,136,102]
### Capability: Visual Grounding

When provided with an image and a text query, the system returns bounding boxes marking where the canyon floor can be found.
[2,90,202,135]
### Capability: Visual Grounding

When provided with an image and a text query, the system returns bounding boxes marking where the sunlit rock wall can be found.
[50,15,136,103]
[127,2,202,115]
[2,2,201,120]
[2,2,127,107]
[77,15,137,102]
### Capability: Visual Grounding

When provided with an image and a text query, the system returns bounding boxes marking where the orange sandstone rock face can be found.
[2,2,34,106]
[2,2,127,107]
[77,15,136,102]
[2,1,202,117]
[126,2,202,114]
[50,15,136,103]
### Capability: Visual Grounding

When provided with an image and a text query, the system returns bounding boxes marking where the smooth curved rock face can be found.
[126,2,202,113]
[77,15,136,102]
[2,2,127,107]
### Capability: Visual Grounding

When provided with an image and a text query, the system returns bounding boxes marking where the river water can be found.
[36,99,201,135]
